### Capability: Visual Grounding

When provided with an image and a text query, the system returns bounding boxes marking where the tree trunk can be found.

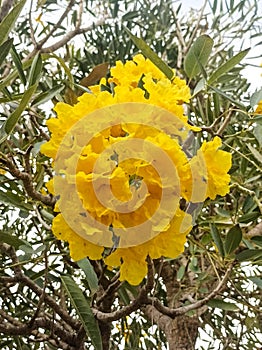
[166,315,199,350]
[143,305,199,350]
[143,261,200,349]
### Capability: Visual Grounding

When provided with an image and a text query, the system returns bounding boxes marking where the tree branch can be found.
[27,19,106,59]
[147,265,233,317]
[0,313,77,350]
[37,0,76,48]
[93,285,148,322]
[2,155,55,207]
[0,243,79,331]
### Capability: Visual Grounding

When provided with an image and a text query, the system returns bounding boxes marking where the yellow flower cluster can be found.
[41,54,232,285]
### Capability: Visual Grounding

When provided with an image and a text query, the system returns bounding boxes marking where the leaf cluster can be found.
[0,0,261,349]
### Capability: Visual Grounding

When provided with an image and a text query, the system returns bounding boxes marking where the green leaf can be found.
[208,299,239,311]
[11,45,27,85]
[61,275,102,350]
[0,54,48,91]
[77,258,99,297]
[176,265,186,281]
[193,78,206,96]
[0,38,13,67]
[184,35,214,79]
[248,276,262,289]
[208,49,249,85]
[48,53,74,87]
[210,223,225,257]
[250,87,262,108]
[209,86,245,109]
[122,11,140,21]
[0,232,30,250]
[0,190,33,211]
[32,85,64,106]
[118,285,131,305]
[247,144,262,164]
[238,212,260,224]
[0,0,27,46]
[251,236,262,247]
[224,225,242,255]
[0,83,38,143]
[253,123,262,148]
[236,249,262,262]
[124,27,173,80]
[28,53,42,87]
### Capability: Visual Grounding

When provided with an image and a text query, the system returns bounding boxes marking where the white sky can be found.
[181,0,262,93]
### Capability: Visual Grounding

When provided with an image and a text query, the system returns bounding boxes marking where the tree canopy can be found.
[0,0,261,349]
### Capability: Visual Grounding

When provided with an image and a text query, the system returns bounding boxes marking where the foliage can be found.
[0,0,261,349]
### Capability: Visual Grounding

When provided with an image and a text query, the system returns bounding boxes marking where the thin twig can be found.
[2,154,55,207]
[33,205,52,230]
[96,273,122,306]
[93,285,148,322]
[29,0,38,48]
[27,19,107,59]
[216,110,234,136]
[28,244,49,328]
[0,243,78,330]
[76,0,84,28]
[37,0,76,48]
[184,0,208,55]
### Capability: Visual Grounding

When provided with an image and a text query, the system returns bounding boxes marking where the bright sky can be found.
[181,0,262,93]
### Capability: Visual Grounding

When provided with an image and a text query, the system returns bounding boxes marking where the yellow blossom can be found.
[41,54,232,285]
[189,136,232,201]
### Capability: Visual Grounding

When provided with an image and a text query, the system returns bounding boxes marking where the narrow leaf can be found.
[224,225,242,255]
[236,249,262,262]
[238,212,260,224]
[0,191,33,211]
[118,286,131,305]
[209,86,245,109]
[208,299,239,311]
[32,85,64,106]
[210,223,225,257]
[77,258,99,297]
[251,236,262,247]
[193,78,206,96]
[0,57,33,91]
[11,45,27,85]
[124,27,173,80]
[250,87,262,108]
[48,53,74,87]
[0,83,38,143]
[247,144,262,164]
[0,232,30,249]
[253,123,262,148]
[208,49,249,85]
[61,275,102,350]
[28,53,42,87]
[184,35,214,79]
[0,39,13,67]
[0,0,27,46]
[177,265,186,281]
